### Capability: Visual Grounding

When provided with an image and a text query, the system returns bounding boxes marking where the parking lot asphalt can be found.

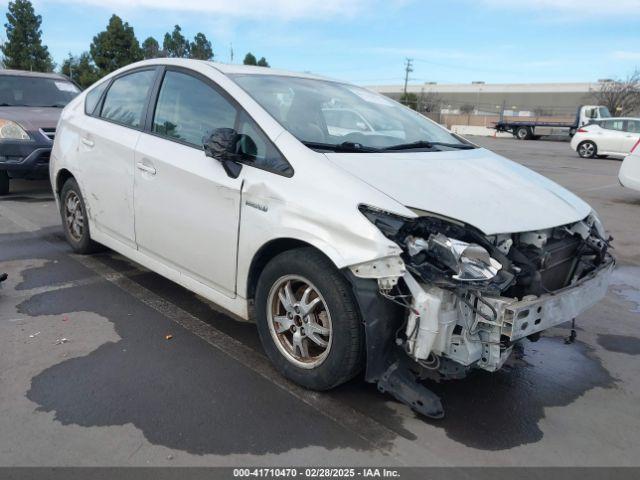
[0,137,639,467]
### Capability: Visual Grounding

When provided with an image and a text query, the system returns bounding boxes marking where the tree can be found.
[593,70,640,117]
[141,36,162,59]
[61,52,99,88]
[400,92,418,110]
[459,103,476,125]
[243,52,257,66]
[90,14,142,76]
[243,53,269,67]
[1,0,53,71]
[418,90,442,113]
[189,33,213,60]
[163,25,190,58]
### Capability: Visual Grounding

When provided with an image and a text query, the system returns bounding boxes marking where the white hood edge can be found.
[325,148,591,235]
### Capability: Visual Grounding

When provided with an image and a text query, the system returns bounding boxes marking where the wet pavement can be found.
[0,137,639,466]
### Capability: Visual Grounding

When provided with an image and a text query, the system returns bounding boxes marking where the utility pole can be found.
[403,58,413,104]
[229,43,234,63]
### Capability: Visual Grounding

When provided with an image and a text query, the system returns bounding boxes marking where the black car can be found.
[0,70,80,195]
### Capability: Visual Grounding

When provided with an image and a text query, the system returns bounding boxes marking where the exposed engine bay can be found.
[349,206,615,418]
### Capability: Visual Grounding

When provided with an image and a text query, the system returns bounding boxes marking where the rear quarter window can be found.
[84,81,109,116]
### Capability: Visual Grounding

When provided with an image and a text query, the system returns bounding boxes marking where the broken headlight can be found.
[406,234,502,281]
[359,205,503,284]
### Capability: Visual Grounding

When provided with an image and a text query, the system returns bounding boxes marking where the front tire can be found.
[59,178,100,254]
[0,171,9,196]
[255,248,364,391]
[577,141,597,158]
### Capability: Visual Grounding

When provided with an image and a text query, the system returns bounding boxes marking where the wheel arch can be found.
[245,238,337,302]
[55,168,75,196]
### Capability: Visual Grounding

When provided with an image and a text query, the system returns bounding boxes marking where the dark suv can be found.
[0,70,80,195]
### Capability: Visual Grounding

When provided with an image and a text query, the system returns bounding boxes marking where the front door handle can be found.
[81,137,94,148]
[136,162,157,175]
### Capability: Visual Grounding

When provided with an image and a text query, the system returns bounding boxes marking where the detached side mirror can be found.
[204,128,243,179]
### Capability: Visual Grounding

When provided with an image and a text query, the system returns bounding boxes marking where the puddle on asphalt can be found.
[329,334,617,451]
[19,281,404,456]
[597,334,640,355]
[609,266,640,313]
[7,226,624,454]
[425,336,616,450]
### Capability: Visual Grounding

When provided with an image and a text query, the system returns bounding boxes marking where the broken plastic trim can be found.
[345,270,444,419]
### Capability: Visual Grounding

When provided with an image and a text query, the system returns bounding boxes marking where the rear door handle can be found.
[136,162,156,175]
[81,137,94,148]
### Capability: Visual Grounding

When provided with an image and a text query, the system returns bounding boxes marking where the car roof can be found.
[121,58,344,84]
[0,69,71,81]
[210,61,332,81]
[593,117,640,122]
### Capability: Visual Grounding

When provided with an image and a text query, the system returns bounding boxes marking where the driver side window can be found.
[153,70,237,147]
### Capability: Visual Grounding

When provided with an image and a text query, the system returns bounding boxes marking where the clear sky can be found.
[6,0,640,85]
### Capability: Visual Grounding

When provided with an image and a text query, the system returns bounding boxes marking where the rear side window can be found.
[626,120,640,133]
[100,70,156,128]
[84,81,109,115]
[153,70,237,147]
[602,120,625,131]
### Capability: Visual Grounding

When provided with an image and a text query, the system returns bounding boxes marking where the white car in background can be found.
[50,59,614,418]
[619,138,640,192]
[571,117,640,159]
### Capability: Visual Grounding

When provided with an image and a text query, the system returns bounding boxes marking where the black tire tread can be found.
[60,178,101,254]
[255,247,364,391]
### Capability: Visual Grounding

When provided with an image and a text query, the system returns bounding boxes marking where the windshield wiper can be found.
[302,141,380,153]
[382,140,475,151]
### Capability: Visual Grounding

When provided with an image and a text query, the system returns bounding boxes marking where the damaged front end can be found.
[348,205,615,419]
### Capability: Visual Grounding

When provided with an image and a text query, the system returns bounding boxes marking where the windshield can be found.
[231,74,469,151]
[0,75,80,108]
[598,107,611,118]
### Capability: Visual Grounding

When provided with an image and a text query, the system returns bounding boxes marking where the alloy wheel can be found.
[579,142,595,158]
[64,191,84,242]
[267,275,333,369]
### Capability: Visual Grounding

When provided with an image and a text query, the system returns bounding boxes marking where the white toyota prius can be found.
[50,59,614,418]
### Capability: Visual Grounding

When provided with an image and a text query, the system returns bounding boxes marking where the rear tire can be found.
[577,141,597,158]
[255,248,364,391]
[60,178,100,254]
[0,171,9,196]
[515,127,532,140]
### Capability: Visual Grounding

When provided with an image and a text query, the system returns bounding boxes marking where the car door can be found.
[79,68,158,248]
[621,120,640,154]
[133,68,243,297]
[598,119,627,153]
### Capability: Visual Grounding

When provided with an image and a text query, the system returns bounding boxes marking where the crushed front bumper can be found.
[477,258,615,342]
